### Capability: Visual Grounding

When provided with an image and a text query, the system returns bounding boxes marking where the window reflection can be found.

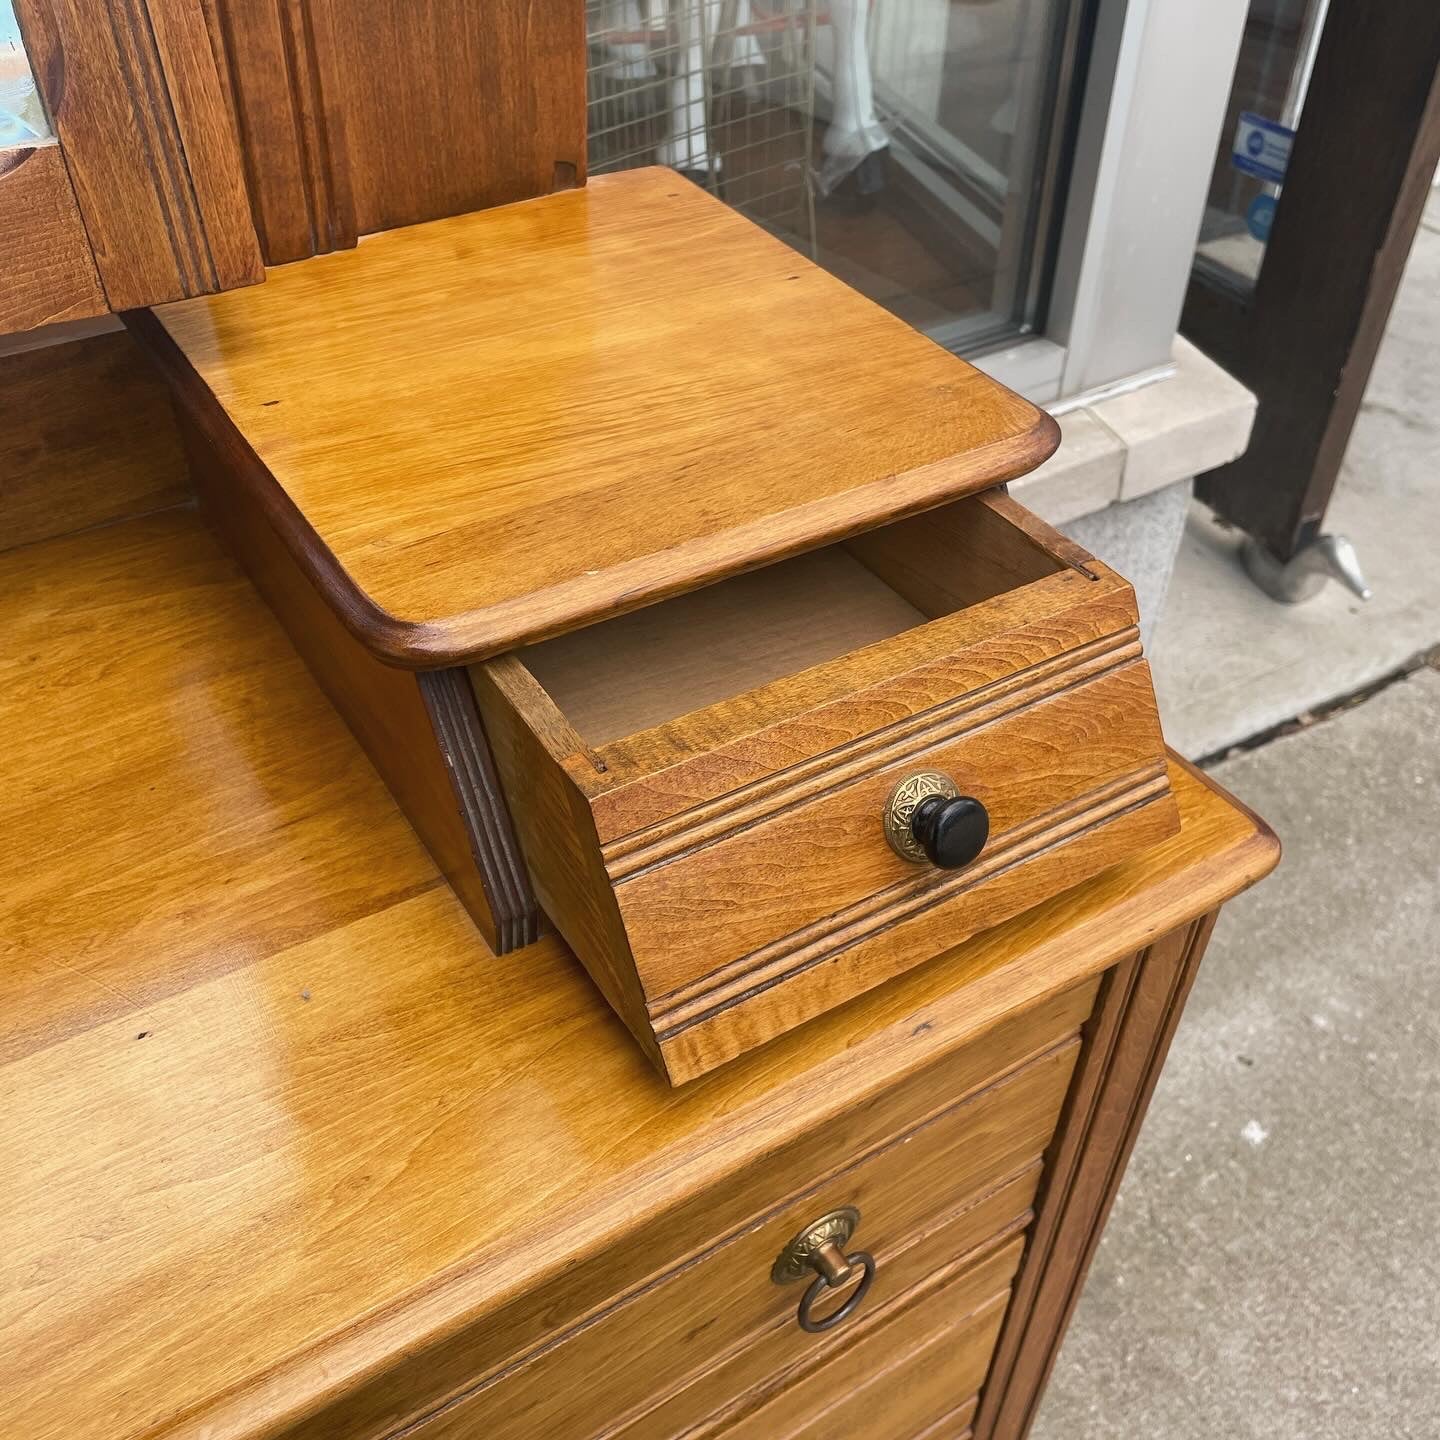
[1,0,50,147]
[586,1,1085,355]
[1194,0,1330,293]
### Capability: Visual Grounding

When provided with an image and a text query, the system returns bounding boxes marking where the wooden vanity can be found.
[1,18,1276,1435]
[136,169,1180,1083]
[0,506,1276,1440]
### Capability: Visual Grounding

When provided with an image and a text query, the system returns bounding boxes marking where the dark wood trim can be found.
[171,400,539,955]
[1185,0,1440,557]
[14,0,264,310]
[200,0,358,263]
[418,669,541,952]
[973,914,1219,1439]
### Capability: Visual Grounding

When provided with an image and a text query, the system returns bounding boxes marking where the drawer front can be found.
[713,1234,1021,1440]
[617,658,1167,1000]
[615,1168,1035,1440]
[632,661,1172,1081]
[394,1039,1079,1440]
[473,494,1176,1083]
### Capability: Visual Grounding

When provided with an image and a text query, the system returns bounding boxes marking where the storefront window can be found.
[1193,0,1329,295]
[586,0,1089,357]
[0,0,50,147]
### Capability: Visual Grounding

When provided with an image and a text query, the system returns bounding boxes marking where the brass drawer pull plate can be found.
[772,1206,877,1334]
[883,771,989,869]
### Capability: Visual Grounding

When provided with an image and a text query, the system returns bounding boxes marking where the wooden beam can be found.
[1186,0,1440,557]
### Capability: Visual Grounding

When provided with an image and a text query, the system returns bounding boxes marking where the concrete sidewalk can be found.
[1150,191,1440,760]
[1031,666,1440,1440]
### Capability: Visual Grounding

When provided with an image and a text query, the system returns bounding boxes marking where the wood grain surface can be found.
[327,0,585,237]
[0,511,436,1069]
[0,330,189,552]
[14,0,263,308]
[200,0,584,264]
[403,1050,1071,1440]
[0,145,106,336]
[973,913,1224,1440]
[143,168,1059,665]
[0,509,1276,1440]
[615,1171,1037,1440]
[201,0,359,263]
[519,546,932,746]
[182,412,538,952]
[715,1252,1015,1440]
[616,663,1169,1001]
[474,493,1176,1082]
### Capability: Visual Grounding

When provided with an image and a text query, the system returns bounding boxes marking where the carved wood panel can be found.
[0,145,106,333]
[202,0,586,265]
[13,0,264,309]
[6,0,583,323]
[199,0,356,263]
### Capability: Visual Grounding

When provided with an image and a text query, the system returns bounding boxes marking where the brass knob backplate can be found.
[883,771,960,863]
[771,1206,861,1285]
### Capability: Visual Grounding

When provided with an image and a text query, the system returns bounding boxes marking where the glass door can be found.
[1192,0,1329,296]
[585,0,1092,357]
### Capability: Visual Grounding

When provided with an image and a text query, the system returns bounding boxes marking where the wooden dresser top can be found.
[0,511,1275,1440]
[143,169,1057,666]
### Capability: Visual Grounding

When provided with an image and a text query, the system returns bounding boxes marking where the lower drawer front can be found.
[714,1232,1023,1440]
[917,1398,981,1440]
[399,1038,1080,1440]
[616,1167,1037,1440]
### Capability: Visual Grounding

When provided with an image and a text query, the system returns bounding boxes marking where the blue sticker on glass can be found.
[1232,112,1293,185]
[1246,194,1277,243]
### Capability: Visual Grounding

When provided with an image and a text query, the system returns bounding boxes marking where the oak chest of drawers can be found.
[0,509,1276,1439]
[136,166,1179,1083]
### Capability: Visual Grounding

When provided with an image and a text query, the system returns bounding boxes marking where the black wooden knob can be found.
[910,793,989,870]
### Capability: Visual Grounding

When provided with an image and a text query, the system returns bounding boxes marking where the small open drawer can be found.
[470,492,1177,1084]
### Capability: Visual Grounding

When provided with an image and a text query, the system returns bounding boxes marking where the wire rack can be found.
[586,0,818,251]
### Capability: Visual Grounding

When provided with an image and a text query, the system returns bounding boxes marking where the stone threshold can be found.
[1011,338,1256,527]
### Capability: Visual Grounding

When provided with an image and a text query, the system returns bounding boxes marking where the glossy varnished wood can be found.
[0,330,189,553]
[403,1051,1074,1440]
[201,0,584,265]
[0,511,1276,1439]
[616,1171,1036,1440]
[712,1240,1017,1440]
[0,511,436,1067]
[181,411,538,952]
[141,168,1059,666]
[14,0,263,308]
[0,145,106,336]
[473,492,1178,1082]
[974,911,1226,1440]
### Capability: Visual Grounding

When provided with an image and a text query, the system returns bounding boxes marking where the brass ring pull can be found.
[771,1206,878,1335]
[797,1250,875,1333]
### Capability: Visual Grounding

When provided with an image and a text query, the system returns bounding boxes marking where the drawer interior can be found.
[518,493,1070,746]
[469,489,1168,1084]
